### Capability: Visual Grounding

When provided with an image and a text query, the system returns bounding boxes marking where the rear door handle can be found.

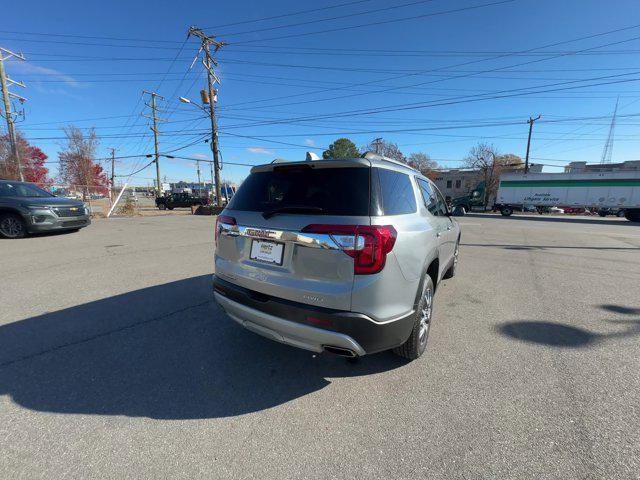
[447,225,452,231]
[436,232,442,238]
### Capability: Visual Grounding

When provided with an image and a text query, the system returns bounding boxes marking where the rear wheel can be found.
[501,206,513,216]
[0,213,27,239]
[452,205,466,216]
[393,276,434,361]
[624,209,640,222]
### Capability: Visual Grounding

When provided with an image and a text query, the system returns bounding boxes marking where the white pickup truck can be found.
[495,171,640,222]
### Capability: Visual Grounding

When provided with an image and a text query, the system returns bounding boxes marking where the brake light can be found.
[215,215,236,241]
[301,224,397,275]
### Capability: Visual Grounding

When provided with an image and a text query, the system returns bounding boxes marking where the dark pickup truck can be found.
[156,192,209,210]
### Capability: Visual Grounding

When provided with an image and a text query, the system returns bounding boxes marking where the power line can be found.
[231,0,517,44]
[220,30,640,111]
[203,0,376,30]
[217,0,439,37]
[216,71,640,131]
[0,30,186,44]
[161,154,258,167]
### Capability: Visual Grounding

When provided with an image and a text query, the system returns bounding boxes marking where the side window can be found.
[433,186,449,216]
[375,168,417,215]
[416,178,447,217]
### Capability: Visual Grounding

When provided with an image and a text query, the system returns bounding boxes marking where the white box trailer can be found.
[495,171,640,222]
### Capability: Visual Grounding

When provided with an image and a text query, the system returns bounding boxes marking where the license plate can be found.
[250,240,284,265]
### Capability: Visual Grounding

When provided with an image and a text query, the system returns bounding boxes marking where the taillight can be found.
[215,214,236,241]
[301,224,397,275]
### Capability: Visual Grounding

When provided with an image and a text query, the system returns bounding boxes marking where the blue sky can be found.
[3,0,640,185]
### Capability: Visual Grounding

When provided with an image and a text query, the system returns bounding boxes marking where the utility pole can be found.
[209,159,215,199]
[524,115,541,174]
[188,27,225,206]
[142,90,165,196]
[109,147,116,201]
[0,47,27,182]
[196,159,202,195]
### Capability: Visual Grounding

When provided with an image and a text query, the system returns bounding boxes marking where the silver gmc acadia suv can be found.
[213,152,461,361]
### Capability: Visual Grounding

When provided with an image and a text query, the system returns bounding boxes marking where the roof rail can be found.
[362,151,419,171]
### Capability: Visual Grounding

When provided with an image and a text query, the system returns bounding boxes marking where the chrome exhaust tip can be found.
[323,345,357,358]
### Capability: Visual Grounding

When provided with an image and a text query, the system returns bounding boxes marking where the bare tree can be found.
[363,138,405,162]
[407,152,439,177]
[463,143,502,210]
[498,153,524,169]
[58,126,109,198]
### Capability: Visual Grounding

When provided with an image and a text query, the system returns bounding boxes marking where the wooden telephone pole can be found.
[0,47,27,181]
[142,90,165,195]
[188,27,225,206]
[524,115,541,174]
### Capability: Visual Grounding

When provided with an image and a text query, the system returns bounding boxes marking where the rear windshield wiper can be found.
[262,205,324,219]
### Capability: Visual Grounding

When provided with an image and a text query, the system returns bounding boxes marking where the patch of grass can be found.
[117,197,138,216]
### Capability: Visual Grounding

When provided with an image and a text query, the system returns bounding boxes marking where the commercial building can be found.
[433,168,482,202]
[564,161,640,173]
[433,164,542,202]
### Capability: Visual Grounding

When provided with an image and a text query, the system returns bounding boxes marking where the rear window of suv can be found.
[228,166,371,216]
[373,168,417,215]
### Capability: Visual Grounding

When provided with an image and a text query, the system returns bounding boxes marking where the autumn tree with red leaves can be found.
[58,126,109,197]
[0,131,51,184]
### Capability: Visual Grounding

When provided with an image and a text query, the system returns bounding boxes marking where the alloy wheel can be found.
[418,286,432,347]
[1,217,24,238]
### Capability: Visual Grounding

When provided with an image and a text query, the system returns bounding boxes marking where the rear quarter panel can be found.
[351,179,438,322]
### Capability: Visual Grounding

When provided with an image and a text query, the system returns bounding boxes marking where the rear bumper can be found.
[213,276,414,355]
[27,215,91,233]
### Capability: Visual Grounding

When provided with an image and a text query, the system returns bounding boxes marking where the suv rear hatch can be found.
[215,159,387,311]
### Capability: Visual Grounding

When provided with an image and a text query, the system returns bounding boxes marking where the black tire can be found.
[167,206,174,210]
[598,210,607,217]
[624,209,640,222]
[452,205,466,216]
[393,276,434,361]
[158,203,166,210]
[0,213,27,239]
[443,241,459,279]
[501,206,513,216]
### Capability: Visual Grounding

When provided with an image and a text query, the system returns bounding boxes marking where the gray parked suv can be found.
[213,153,460,360]
[0,180,91,239]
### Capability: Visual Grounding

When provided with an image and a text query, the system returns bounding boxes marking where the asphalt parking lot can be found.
[1,214,639,479]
